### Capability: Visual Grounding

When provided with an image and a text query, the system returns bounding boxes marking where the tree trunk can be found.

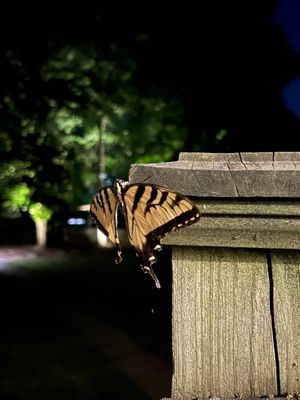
[34,219,47,247]
[98,116,108,188]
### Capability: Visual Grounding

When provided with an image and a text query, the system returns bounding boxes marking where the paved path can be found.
[0,246,38,269]
[72,313,172,399]
[0,246,173,399]
[0,246,65,270]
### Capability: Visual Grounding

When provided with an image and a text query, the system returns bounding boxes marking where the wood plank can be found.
[274,152,300,162]
[179,152,300,162]
[172,247,277,399]
[161,397,289,400]
[162,216,300,250]
[129,161,198,190]
[195,200,300,216]
[129,152,300,197]
[271,251,300,394]
[179,152,242,162]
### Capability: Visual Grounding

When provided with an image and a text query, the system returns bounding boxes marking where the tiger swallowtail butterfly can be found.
[90,179,200,288]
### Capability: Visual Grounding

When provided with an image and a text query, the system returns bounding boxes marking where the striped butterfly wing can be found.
[90,186,122,263]
[122,183,200,288]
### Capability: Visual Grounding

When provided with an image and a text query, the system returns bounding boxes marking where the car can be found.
[62,207,130,250]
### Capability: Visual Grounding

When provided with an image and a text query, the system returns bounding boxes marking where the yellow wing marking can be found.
[122,184,200,287]
[90,187,121,263]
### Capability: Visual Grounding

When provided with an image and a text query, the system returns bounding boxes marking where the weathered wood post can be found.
[129,152,300,400]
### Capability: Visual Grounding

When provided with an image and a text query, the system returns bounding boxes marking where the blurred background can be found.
[0,1,299,399]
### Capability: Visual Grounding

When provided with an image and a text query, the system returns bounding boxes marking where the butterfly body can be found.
[90,179,200,288]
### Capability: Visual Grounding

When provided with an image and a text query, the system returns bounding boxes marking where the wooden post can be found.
[129,152,300,400]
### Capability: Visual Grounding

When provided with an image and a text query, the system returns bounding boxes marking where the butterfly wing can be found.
[90,186,122,263]
[122,184,200,287]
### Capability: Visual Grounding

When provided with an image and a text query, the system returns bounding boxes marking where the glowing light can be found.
[67,218,86,225]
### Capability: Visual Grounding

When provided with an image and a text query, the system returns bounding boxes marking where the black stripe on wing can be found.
[145,186,158,215]
[90,198,109,237]
[139,204,199,288]
[132,185,145,214]
[90,188,123,264]
[133,211,199,289]
[103,188,113,214]
[148,205,200,242]
[130,185,145,234]
[121,183,200,287]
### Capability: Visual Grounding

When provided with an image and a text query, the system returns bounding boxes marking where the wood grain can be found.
[161,199,300,250]
[162,215,300,250]
[129,152,300,197]
[127,152,300,399]
[271,250,300,394]
[172,247,277,399]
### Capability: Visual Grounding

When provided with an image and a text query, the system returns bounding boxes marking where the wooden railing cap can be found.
[129,152,300,198]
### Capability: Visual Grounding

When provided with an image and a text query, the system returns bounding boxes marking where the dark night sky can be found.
[0,1,299,150]
[276,0,300,119]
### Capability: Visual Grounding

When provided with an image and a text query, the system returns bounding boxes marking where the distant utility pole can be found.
[97,115,109,247]
[98,116,107,188]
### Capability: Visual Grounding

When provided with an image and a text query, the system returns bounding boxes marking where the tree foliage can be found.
[0,43,187,221]
[1,0,300,228]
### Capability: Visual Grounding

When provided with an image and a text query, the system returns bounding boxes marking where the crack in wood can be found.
[227,164,240,197]
[238,152,248,170]
[191,162,203,191]
[266,250,281,396]
[152,166,169,187]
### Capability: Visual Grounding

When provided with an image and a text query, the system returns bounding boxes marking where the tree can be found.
[2,183,52,247]
[40,44,187,193]
[0,43,187,245]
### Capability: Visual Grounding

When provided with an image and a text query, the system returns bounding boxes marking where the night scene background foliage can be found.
[0,0,300,225]
[0,2,300,400]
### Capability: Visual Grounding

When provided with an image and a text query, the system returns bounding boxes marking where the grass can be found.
[0,247,172,400]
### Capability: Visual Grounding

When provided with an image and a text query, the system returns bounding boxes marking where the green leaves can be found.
[2,183,31,217]
[3,183,52,223]
[29,203,52,222]
[1,43,187,223]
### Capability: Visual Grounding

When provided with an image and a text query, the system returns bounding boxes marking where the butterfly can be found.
[90,179,200,288]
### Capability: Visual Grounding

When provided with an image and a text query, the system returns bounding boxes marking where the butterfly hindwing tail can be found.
[90,181,200,288]
[122,183,200,287]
